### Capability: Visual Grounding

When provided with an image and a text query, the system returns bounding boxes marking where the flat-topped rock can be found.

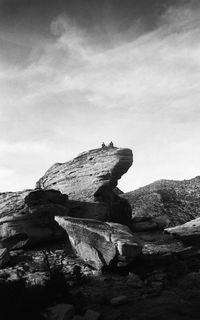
[37,147,133,225]
[36,147,133,200]
[0,189,69,246]
[121,176,200,231]
[55,216,142,269]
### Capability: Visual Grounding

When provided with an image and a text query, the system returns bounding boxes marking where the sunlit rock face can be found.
[55,216,142,269]
[0,189,69,246]
[37,147,133,225]
[121,176,200,231]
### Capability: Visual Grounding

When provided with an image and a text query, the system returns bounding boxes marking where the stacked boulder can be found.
[36,147,142,268]
[0,146,143,269]
[36,147,133,226]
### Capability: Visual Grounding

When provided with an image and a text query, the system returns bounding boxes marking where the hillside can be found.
[121,176,200,228]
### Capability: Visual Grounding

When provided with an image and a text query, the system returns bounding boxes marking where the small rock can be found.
[84,309,101,320]
[48,304,75,320]
[110,296,128,306]
[91,270,102,277]
[127,273,143,288]
[117,262,128,268]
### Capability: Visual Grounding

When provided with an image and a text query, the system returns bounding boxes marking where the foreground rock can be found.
[37,147,133,225]
[165,217,200,244]
[121,176,200,231]
[0,189,69,246]
[55,217,142,269]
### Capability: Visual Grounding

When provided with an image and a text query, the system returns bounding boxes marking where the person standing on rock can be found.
[102,142,106,149]
[109,141,114,148]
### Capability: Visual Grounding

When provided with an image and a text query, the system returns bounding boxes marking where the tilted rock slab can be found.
[0,189,69,246]
[121,176,200,231]
[37,147,133,225]
[165,217,200,244]
[55,216,142,269]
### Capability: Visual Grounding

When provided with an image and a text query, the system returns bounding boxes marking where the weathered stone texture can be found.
[36,147,133,200]
[37,147,133,225]
[55,216,141,269]
[0,189,69,246]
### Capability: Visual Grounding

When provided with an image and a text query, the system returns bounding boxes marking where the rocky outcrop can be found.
[121,176,200,231]
[55,216,142,269]
[0,189,69,246]
[37,147,133,225]
[165,217,200,244]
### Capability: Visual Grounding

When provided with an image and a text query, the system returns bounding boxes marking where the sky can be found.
[0,0,200,193]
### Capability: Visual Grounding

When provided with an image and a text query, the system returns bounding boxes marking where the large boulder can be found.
[36,147,133,225]
[55,216,142,269]
[0,189,69,246]
[121,176,200,231]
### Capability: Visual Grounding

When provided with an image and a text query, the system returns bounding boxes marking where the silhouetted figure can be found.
[109,141,114,148]
[102,142,106,149]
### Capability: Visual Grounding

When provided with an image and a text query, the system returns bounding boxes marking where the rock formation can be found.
[0,189,69,246]
[121,176,200,231]
[55,216,142,269]
[165,217,200,244]
[1,143,200,320]
[36,147,133,225]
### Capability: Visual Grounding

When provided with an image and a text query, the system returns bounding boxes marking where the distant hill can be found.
[121,176,200,228]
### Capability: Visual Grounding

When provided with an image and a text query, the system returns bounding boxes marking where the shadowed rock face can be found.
[0,189,69,246]
[36,147,133,225]
[121,176,200,231]
[55,216,142,269]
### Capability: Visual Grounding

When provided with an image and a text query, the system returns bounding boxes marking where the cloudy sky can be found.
[0,0,200,192]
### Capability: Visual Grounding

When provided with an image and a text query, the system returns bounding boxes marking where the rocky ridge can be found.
[121,176,200,231]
